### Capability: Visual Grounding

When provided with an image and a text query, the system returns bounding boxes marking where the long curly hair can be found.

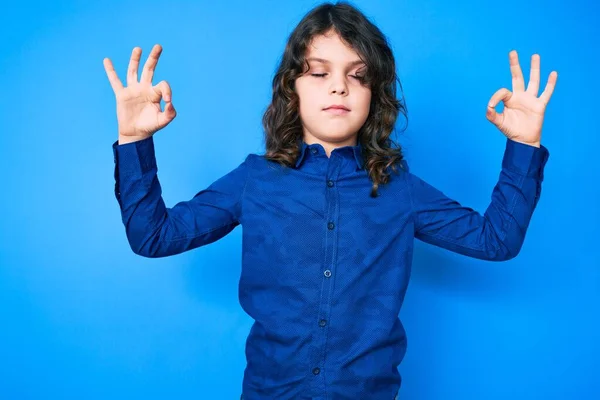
[262,1,408,197]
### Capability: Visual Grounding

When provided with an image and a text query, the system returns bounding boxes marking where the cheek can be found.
[355,92,372,119]
[297,98,315,121]
[296,88,321,118]
[295,82,310,108]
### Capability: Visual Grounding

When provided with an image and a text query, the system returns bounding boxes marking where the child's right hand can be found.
[103,44,177,144]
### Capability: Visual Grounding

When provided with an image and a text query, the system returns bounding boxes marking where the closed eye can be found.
[311,73,364,80]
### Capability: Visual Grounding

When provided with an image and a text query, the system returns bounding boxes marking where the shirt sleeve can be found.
[112,136,250,258]
[406,138,549,261]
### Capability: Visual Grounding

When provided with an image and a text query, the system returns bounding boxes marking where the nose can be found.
[329,75,348,95]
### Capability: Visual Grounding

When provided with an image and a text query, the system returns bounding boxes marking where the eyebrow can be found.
[306,57,365,67]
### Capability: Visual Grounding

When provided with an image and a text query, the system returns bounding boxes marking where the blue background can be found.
[1,0,597,398]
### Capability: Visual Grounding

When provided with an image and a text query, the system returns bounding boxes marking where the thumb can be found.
[157,101,176,128]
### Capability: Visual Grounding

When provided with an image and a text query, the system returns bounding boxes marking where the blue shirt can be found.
[112,136,549,400]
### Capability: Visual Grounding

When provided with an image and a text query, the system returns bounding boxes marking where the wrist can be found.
[510,138,541,148]
[118,133,151,145]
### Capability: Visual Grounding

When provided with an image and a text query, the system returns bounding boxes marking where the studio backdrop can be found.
[0,0,597,399]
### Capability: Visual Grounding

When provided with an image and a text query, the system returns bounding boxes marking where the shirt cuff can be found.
[112,136,157,177]
[501,138,549,180]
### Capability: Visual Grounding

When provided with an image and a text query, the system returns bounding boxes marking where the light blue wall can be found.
[0,0,597,398]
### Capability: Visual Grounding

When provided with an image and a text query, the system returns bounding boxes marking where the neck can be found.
[303,135,358,158]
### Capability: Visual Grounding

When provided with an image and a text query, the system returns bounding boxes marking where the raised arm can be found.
[408,50,556,261]
[105,44,249,257]
[408,138,548,261]
[113,136,249,257]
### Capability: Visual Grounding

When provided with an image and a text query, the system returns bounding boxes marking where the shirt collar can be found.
[294,140,365,170]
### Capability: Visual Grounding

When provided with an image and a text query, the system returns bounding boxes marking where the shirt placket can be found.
[309,153,343,399]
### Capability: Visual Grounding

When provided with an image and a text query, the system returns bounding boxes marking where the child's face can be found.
[295,30,371,151]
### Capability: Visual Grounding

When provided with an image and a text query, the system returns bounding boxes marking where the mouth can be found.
[324,105,350,111]
[323,105,351,115]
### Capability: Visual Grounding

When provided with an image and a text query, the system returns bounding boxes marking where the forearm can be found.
[112,136,248,258]
[411,138,549,261]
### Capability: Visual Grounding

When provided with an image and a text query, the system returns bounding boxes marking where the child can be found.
[103,2,557,399]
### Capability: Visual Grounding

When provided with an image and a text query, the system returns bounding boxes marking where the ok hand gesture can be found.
[486,50,557,148]
[103,44,176,144]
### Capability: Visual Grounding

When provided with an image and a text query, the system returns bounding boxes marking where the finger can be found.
[157,102,177,128]
[127,47,142,86]
[488,87,512,108]
[152,80,172,102]
[527,54,540,96]
[140,44,163,84]
[486,88,512,127]
[509,50,525,92]
[539,71,558,105]
[103,57,124,93]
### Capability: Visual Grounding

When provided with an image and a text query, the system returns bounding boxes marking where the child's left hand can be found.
[486,50,558,148]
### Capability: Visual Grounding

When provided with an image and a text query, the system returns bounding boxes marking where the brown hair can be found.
[262,1,408,197]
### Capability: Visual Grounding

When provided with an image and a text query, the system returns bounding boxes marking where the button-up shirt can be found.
[112,136,549,400]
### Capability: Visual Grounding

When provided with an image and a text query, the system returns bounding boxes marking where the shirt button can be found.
[327,222,335,230]
[311,148,318,154]
[327,180,334,187]
[324,270,331,278]
[319,319,327,327]
[312,367,320,375]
